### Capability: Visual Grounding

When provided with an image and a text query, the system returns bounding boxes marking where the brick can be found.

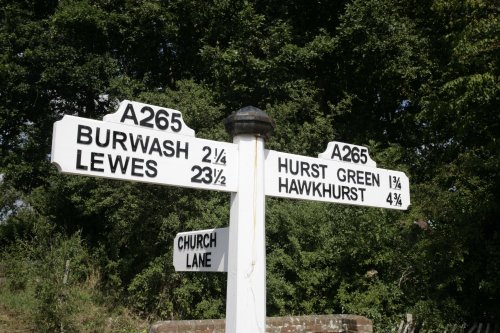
[150,314,372,333]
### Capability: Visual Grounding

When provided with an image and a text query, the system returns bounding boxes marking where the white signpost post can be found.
[51,101,411,333]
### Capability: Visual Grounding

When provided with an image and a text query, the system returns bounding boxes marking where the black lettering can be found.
[197,254,203,267]
[205,252,212,267]
[298,179,312,195]
[331,144,341,160]
[300,161,310,177]
[148,138,162,156]
[113,131,127,150]
[176,141,189,159]
[289,179,298,194]
[182,235,189,250]
[90,152,104,172]
[337,168,346,182]
[278,157,288,174]
[95,127,110,147]
[108,155,130,174]
[129,134,149,153]
[120,103,139,125]
[347,169,356,184]
[210,232,216,248]
[186,253,191,268]
[162,140,175,157]
[183,235,191,250]
[311,164,319,178]
[318,164,327,179]
[342,145,352,162]
[332,184,341,199]
[139,106,154,128]
[322,182,332,197]
[350,187,358,201]
[356,171,364,184]
[192,252,198,267]
[76,149,88,170]
[289,159,299,176]
[341,186,350,200]
[178,236,183,250]
[337,169,381,187]
[359,188,366,201]
[77,125,92,144]
[145,160,157,178]
[278,177,288,193]
[312,181,322,197]
[131,158,144,177]
[197,234,203,249]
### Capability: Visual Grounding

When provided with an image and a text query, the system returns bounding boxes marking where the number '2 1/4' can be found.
[120,103,183,132]
[330,144,368,164]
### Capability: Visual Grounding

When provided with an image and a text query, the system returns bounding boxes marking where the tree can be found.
[1,0,498,328]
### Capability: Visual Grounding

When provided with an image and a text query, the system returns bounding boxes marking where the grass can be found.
[0,280,35,333]
[0,275,148,333]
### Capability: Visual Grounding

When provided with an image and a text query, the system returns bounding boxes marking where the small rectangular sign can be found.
[264,150,410,210]
[173,227,229,272]
[51,115,238,192]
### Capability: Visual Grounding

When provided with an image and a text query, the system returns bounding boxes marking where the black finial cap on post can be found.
[224,106,275,139]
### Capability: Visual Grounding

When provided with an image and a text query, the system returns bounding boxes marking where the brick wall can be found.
[149,314,372,333]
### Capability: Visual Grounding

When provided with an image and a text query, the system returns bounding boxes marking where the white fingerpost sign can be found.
[51,114,237,192]
[173,227,229,272]
[264,150,410,210]
[51,100,411,333]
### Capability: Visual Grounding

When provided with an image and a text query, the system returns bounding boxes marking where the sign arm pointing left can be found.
[51,114,238,192]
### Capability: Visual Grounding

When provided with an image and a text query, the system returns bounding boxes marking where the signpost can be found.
[264,150,410,210]
[51,100,411,333]
[173,227,229,272]
[51,105,238,192]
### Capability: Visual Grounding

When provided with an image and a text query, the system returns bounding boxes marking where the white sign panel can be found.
[51,115,237,192]
[265,150,410,210]
[173,227,229,272]
[103,100,195,136]
[318,141,377,167]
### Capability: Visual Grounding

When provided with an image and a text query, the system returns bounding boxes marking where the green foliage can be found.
[0,207,148,332]
[1,0,499,329]
[267,200,340,315]
[126,193,229,319]
[338,280,402,326]
[2,214,89,332]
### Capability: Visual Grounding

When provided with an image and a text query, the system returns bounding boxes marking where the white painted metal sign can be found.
[51,115,237,192]
[173,228,229,272]
[265,150,410,210]
[319,141,377,167]
[103,100,195,136]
